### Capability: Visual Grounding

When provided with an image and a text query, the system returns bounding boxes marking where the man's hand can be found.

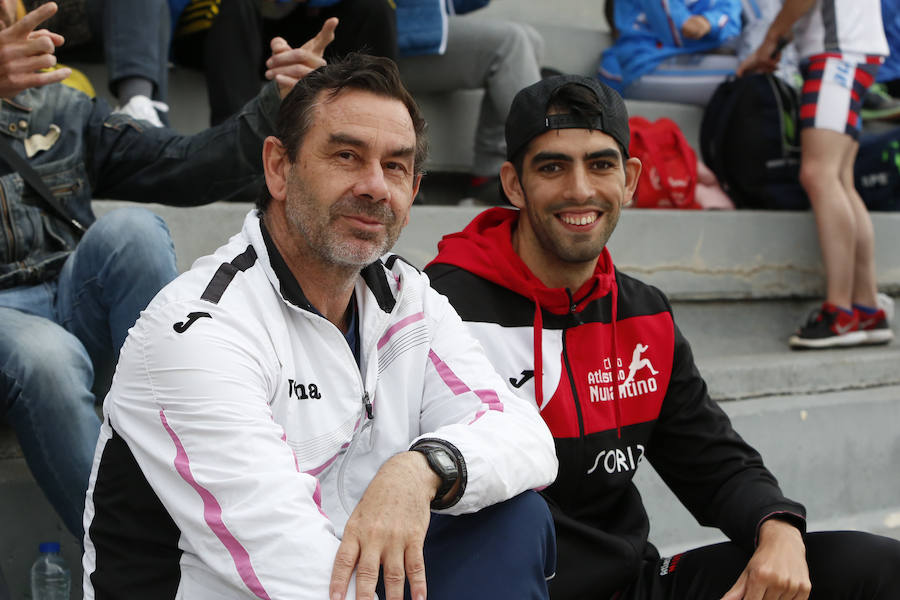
[681,15,711,40]
[265,16,337,98]
[720,519,811,600]
[330,451,439,600]
[0,2,70,99]
[737,35,783,76]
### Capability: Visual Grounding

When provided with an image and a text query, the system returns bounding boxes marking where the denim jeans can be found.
[84,0,171,102]
[0,208,176,540]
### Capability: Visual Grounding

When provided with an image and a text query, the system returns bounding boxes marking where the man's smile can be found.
[558,210,601,227]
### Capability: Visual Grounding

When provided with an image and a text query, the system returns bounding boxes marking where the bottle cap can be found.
[38,542,60,553]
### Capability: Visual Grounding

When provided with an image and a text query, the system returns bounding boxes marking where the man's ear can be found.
[623,157,642,206]
[262,136,289,203]
[500,161,525,209]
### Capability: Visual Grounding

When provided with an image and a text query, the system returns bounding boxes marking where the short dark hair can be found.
[510,82,626,179]
[257,53,428,212]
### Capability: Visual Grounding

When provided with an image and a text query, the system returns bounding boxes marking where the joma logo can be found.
[173,312,212,333]
[288,379,321,400]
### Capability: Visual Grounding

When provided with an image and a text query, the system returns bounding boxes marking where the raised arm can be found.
[0,2,70,98]
[266,17,337,97]
[738,0,817,74]
[84,19,337,205]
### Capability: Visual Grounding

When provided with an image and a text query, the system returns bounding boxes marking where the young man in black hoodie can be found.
[425,74,900,600]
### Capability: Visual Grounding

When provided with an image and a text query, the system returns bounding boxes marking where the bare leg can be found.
[839,141,879,307]
[798,128,856,309]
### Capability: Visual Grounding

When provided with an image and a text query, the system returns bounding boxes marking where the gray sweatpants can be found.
[398,16,544,176]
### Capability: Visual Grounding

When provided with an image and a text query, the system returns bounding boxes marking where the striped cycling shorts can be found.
[800,52,883,140]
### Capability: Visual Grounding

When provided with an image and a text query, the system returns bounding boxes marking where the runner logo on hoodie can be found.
[587,342,660,403]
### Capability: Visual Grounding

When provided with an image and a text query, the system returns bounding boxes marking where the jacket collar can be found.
[258,214,396,315]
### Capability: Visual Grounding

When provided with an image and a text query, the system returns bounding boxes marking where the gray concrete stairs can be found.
[4,0,900,595]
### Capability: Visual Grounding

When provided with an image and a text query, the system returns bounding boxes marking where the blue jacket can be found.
[599,0,741,92]
[397,0,490,57]
[0,80,280,289]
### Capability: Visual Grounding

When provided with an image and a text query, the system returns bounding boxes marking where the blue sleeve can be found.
[632,0,740,46]
[697,0,742,39]
[635,0,685,46]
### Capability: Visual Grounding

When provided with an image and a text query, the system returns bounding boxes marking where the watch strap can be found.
[409,438,467,510]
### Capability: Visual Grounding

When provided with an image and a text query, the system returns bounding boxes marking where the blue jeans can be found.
[375,491,556,599]
[0,208,176,540]
[85,0,171,102]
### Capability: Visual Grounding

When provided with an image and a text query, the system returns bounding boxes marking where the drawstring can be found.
[609,281,622,438]
[527,248,618,428]
[533,295,544,411]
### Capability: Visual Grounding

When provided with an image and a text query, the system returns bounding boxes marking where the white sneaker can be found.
[113,95,169,128]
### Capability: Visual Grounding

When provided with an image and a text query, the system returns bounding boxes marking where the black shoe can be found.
[856,307,894,345]
[788,303,866,349]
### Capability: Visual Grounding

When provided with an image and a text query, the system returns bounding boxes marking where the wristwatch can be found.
[410,440,466,510]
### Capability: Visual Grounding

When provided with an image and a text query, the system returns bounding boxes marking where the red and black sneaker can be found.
[789,302,866,349]
[855,308,894,345]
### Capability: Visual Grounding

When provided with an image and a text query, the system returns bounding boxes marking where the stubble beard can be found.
[524,191,619,264]
[286,181,401,269]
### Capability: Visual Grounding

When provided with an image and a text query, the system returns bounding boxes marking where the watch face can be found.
[431,449,456,473]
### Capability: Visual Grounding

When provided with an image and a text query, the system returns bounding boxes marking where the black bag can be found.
[855,128,900,211]
[700,73,809,210]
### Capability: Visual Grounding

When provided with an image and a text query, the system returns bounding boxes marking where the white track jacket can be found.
[82,210,557,599]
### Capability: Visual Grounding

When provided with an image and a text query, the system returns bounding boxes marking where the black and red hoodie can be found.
[425,207,806,600]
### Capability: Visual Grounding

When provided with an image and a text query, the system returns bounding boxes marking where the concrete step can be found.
[90,200,900,400]
[93,202,900,301]
[0,458,82,599]
[674,299,900,400]
[639,384,900,555]
[392,206,900,301]
[699,345,900,401]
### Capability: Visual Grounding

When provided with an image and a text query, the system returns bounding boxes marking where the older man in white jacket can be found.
[81,52,557,600]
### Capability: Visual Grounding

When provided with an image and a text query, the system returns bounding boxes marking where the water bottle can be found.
[30,542,70,600]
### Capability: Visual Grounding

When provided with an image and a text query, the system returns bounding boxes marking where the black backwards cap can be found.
[505,74,631,161]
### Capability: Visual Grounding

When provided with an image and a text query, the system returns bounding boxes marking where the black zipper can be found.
[561,331,586,437]
[362,391,373,420]
[562,289,586,438]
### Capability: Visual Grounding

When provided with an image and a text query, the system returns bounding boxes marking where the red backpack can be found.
[628,116,700,209]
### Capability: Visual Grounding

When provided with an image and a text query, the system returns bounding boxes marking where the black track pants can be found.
[618,531,900,599]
